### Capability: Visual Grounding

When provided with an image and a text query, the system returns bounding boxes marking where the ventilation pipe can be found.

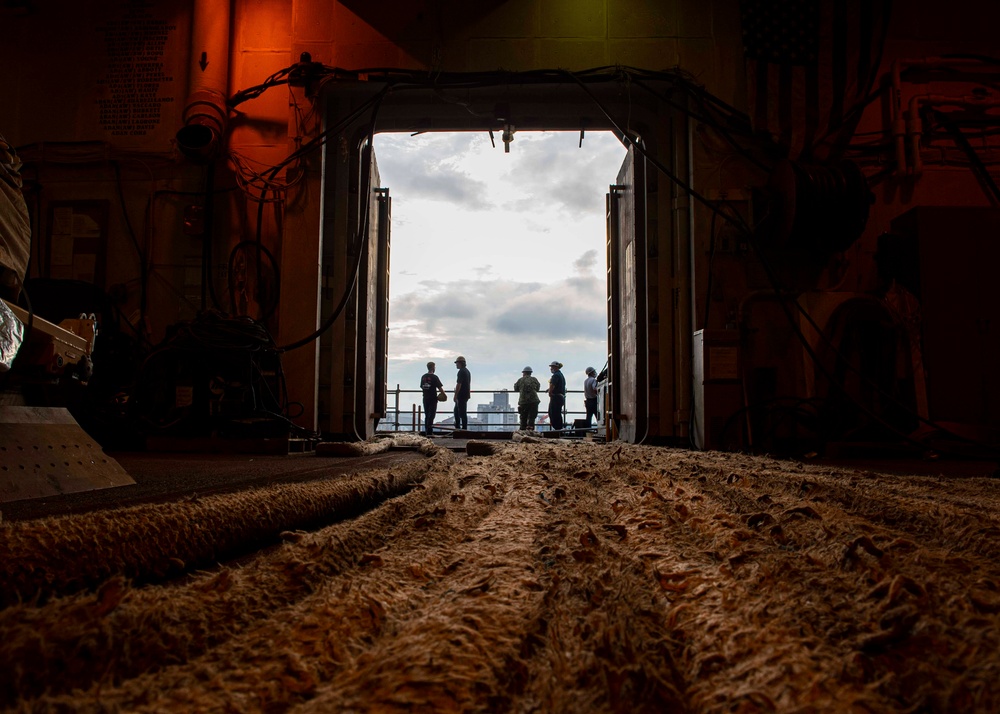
[906,92,1000,175]
[176,0,232,162]
[890,57,991,177]
[890,59,908,175]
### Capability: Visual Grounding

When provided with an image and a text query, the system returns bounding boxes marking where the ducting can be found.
[176,89,229,162]
[176,0,232,162]
[906,93,1000,175]
[890,57,996,176]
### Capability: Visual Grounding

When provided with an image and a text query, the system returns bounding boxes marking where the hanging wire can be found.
[226,62,1000,457]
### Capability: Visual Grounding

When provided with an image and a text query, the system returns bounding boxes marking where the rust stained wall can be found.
[2,1,190,149]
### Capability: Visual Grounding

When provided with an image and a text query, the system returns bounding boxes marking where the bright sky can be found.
[372,129,627,422]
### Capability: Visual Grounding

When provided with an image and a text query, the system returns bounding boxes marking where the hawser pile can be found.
[2,438,1000,712]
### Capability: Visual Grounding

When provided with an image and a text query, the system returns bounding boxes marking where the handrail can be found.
[377,385,600,434]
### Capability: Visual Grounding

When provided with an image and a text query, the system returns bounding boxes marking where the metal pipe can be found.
[906,93,1000,175]
[176,0,232,162]
[891,60,907,175]
[890,57,992,177]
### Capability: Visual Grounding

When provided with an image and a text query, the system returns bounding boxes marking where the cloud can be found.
[502,132,626,215]
[491,303,601,340]
[390,273,605,356]
[393,284,481,324]
[489,275,604,340]
[573,249,598,274]
[522,218,551,234]
[386,168,493,210]
[376,130,625,216]
[374,133,494,211]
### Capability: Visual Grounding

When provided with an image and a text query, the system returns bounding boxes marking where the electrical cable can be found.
[628,75,772,174]
[201,162,217,312]
[936,110,1000,205]
[228,239,280,321]
[111,161,147,326]
[212,85,391,353]
[277,87,390,352]
[246,155,288,321]
[559,68,754,237]
[593,76,999,457]
[940,53,1000,67]
[17,144,172,336]
[148,185,241,315]
[130,309,319,437]
[228,63,998,457]
[241,64,762,444]
[557,70,998,458]
[231,64,762,235]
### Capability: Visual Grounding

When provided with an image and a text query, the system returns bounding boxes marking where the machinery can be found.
[128,311,292,447]
[0,299,133,504]
[2,299,96,380]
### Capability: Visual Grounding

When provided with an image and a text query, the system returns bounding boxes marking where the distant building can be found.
[477,390,517,431]
[379,390,544,433]
[377,409,420,432]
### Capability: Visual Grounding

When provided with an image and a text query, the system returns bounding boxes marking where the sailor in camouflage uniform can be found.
[513,366,541,430]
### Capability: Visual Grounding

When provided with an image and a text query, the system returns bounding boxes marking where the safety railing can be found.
[376,386,600,434]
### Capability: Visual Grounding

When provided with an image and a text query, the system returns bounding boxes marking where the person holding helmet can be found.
[513,366,541,431]
[419,361,446,436]
[453,355,471,431]
[583,366,600,428]
[547,360,566,431]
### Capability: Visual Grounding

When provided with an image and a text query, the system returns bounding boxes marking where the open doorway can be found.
[306,71,687,443]
[373,130,626,433]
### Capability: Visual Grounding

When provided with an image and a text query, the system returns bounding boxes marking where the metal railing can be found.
[377,386,600,434]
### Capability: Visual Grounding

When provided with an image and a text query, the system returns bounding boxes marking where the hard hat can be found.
[549,360,561,368]
[586,366,596,375]
[455,355,466,363]
[522,366,533,373]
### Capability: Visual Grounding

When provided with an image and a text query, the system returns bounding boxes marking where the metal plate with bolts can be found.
[0,406,135,504]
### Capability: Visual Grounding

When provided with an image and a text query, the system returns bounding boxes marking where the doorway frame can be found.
[279,72,693,442]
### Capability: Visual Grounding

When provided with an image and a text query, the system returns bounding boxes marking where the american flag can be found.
[741,0,891,161]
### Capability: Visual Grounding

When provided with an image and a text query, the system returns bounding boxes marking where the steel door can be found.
[373,188,391,424]
[353,149,390,438]
[606,146,647,443]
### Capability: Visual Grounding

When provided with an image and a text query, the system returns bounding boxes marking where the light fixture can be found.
[501,123,515,153]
